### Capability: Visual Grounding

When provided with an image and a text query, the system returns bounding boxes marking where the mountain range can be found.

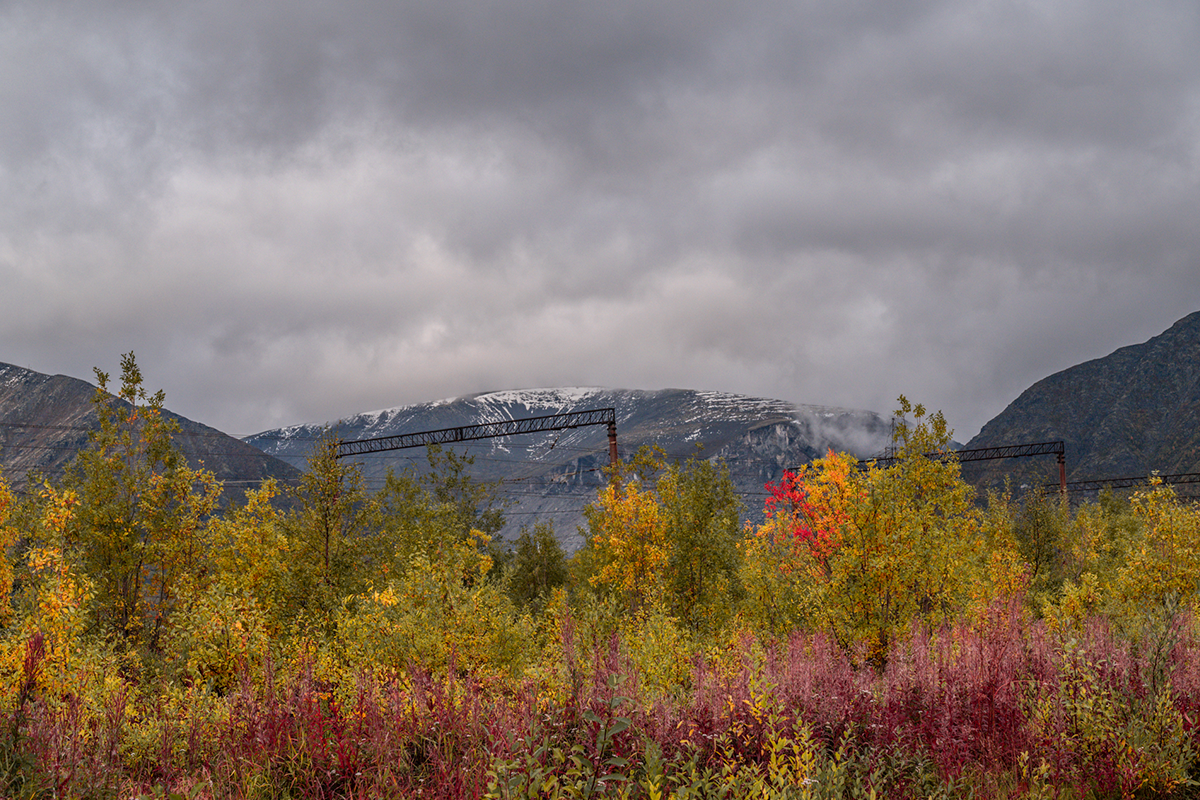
[3,309,1197,547]
[244,388,893,550]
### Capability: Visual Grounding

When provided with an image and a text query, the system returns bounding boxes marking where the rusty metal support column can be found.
[1057,452,1067,495]
[607,421,618,468]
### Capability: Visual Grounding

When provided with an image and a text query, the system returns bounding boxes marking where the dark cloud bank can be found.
[1,0,1197,437]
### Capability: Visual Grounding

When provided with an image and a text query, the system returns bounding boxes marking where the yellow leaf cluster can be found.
[0,477,16,629]
[17,486,93,695]
[587,481,669,611]
[1118,485,1200,613]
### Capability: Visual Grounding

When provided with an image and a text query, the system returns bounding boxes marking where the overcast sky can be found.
[2,0,1197,439]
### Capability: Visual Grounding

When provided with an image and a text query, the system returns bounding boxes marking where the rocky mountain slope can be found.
[0,362,301,495]
[245,387,892,551]
[962,310,1200,493]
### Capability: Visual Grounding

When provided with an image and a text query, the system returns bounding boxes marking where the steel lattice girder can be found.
[862,440,1065,469]
[1049,472,1200,493]
[335,407,617,459]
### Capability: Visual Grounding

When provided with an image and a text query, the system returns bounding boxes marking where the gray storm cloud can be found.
[1,0,1197,437]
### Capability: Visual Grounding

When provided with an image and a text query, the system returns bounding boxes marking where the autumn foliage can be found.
[0,360,1199,798]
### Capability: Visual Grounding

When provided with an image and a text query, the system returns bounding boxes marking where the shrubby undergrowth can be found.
[2,607,1199,798]
[0,359,1198,798]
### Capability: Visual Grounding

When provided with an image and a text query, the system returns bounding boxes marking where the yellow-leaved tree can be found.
[62,353,221,650]
[579,451,670,614]
[0,476,16,630]
[336,528,531,679]
[375,444,507,577]
[1115,482,1200,617]
[279,433,381,635]
[656,456,743,634]
[741,397,1024,664]
[577,447,744,632]
[161,479,287,691]
[834,399,986,658]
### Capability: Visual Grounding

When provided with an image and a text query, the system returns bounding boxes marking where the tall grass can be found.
[2,608,1198,798]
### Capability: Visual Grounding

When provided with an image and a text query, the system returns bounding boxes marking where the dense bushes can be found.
[2,610,1199,798]
[1,359,1199,797]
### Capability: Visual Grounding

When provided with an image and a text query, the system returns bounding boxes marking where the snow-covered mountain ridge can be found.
[244,387,892,551]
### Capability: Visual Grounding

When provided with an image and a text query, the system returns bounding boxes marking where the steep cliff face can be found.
[962,310,1200,491]
[246,388,891,550]
[0,362,300,494]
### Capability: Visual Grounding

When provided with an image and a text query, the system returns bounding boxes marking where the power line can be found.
[1045,472,1200,493]
[0,441,302,460]
[0,418,265,441]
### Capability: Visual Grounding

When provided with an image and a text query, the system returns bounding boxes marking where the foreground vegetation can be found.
[1,355,1199,798]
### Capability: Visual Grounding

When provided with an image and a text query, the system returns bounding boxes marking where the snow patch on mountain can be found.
[694,389,794,415]
[471,387,608,410]
[352,403,419,426]
[240,386,894,552]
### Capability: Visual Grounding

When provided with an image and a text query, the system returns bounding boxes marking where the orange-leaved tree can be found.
[743,397,1023,662]
[15,484,93,695]
[739,449,865,638]
[763,449,862,578]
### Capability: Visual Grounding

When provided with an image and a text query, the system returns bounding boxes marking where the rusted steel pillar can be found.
[608,421,619,468]
[1057,452,1067,495]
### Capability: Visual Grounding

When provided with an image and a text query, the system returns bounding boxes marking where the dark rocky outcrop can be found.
[962,311,1200,493]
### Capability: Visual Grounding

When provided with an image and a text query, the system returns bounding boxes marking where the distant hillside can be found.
[962,310,1200,492]
[245,388,892,551]
[0,362,301,495]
